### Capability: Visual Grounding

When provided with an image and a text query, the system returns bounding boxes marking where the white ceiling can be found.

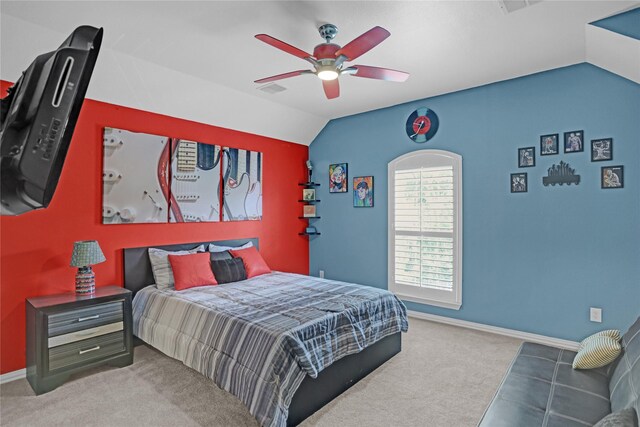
[1,1,638,145]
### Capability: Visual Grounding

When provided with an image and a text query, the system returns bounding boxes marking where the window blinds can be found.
[394,166,455,292]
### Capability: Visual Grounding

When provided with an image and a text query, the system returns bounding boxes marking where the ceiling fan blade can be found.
[335,26,390,61]
[255,70,311,84]
[255,34,313,59]
[350,65,409,82]
[322,79,340,99]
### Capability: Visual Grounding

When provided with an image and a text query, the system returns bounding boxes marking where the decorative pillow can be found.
[209,241,253,253]
[229,246,271,278]
[211,258,247,284]
[148,245,204,290]
[573,336,622,370]
[210,250,233,262]
[593,408,638,427]
[579,329,622,350]
[168,252,217,291]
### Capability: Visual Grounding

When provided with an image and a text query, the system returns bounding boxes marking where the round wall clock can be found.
[406,107,439,143]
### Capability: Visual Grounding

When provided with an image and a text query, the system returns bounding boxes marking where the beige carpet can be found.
[0,318,521,427]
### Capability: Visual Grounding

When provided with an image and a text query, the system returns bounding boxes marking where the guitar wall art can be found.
[222,147,263,221]
[102,127,263,224]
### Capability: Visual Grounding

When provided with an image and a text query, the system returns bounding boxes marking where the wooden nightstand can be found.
[26,286,133,394]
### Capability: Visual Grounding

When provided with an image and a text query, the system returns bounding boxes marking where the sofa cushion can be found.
[573,336,622,369]
[479,342,611,427]
[593,408,638,427]
[579,330,622,350]
[609,317,640,415]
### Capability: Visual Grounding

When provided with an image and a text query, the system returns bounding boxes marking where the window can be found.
[388,150,462,310]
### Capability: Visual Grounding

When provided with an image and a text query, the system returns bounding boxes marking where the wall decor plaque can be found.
[542,161,580,186]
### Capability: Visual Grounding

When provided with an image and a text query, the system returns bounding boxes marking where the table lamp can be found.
[70,240,106,295]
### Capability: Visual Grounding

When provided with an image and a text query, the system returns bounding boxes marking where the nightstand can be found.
[26,286,133,394]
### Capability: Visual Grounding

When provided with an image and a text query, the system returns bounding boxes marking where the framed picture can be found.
[601,165,624,189]
[518,147,535,168]
[329,163,348,193]
[564,130,584,153]
[540,134,559,156]
[302,188,316,201]
[591,138,613,162]
[303,205,317,217]
[510,173,527,193]
[353,176,374,207]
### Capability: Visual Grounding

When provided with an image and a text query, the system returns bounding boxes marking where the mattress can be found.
[133,271,408,427]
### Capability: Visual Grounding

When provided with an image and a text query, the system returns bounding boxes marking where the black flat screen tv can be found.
[0,25,103,215]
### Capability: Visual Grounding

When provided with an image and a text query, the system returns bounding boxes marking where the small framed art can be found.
[511,173,527,193]
[302,188,316,201]
[329,163,348,193]
[601,165,623,189]
[303,205,317,217]
[564,130,584,153]
[591,138,613,162]
[540,134,559,156]
[353,176,374,207]
[518,147,535,168]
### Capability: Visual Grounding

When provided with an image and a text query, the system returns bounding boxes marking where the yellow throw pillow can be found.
[579,329,622,350]
[573,336,622,370]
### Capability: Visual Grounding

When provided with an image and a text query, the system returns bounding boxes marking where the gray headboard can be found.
[123,238,259,296]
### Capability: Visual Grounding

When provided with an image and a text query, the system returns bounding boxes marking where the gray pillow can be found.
[594,408,638,427]
[210,250,232,262]
[208,241,253,252]
[148,245,204,290]
[211,258,247,284]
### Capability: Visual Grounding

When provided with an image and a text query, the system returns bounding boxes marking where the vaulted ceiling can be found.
[1,1,638,145]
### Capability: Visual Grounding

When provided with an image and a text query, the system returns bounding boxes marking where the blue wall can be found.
[591,7,640,40]
[309,63,640,341]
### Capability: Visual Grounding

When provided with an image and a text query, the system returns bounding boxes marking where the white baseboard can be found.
[0,368,26,385]
[408,310,580,351]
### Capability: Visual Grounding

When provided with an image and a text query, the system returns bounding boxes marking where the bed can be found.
[124,239,408,427]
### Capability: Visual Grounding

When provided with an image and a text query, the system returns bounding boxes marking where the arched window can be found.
[388,149,462,310]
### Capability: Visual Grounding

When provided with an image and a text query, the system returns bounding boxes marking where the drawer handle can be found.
[79,346,101,355]
[78,315,100,322]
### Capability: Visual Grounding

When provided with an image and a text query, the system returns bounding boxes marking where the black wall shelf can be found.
[299,182,321,237]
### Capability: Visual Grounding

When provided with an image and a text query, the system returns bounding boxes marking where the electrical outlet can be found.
[319,270,325,279]
[590,307,602,323]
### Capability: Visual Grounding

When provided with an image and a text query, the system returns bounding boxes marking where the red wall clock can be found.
[406,107,439,143]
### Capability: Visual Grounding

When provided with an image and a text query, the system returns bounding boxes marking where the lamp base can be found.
[76,266,96,295]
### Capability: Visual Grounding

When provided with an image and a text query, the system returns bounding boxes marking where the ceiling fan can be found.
[254,24,409,99]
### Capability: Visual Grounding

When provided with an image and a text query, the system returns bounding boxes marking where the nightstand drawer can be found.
[48,321,123,348]
[48,331,125,371]
[48,301,123,336]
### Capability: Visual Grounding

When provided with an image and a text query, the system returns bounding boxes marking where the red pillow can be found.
[168,252,218,291]
[229,246,271,278]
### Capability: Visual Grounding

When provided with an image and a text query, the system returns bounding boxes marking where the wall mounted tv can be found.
[0,25,103,216]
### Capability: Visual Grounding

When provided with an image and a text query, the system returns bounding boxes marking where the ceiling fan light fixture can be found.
[317,68,339,81]
[254,24,408,99]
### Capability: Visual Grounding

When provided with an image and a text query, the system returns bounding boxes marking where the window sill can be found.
[396,294,462,311]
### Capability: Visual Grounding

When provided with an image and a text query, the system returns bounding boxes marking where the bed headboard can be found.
[123,238,259,296]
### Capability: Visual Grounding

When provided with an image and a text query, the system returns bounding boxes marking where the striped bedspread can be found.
[133,271,408,427]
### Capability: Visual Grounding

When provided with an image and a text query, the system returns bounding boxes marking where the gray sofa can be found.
[479,316,640,426]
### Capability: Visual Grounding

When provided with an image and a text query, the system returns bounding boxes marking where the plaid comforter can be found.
[133,271,408,427]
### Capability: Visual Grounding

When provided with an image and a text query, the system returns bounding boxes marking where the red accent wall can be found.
[0,80,309,374]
